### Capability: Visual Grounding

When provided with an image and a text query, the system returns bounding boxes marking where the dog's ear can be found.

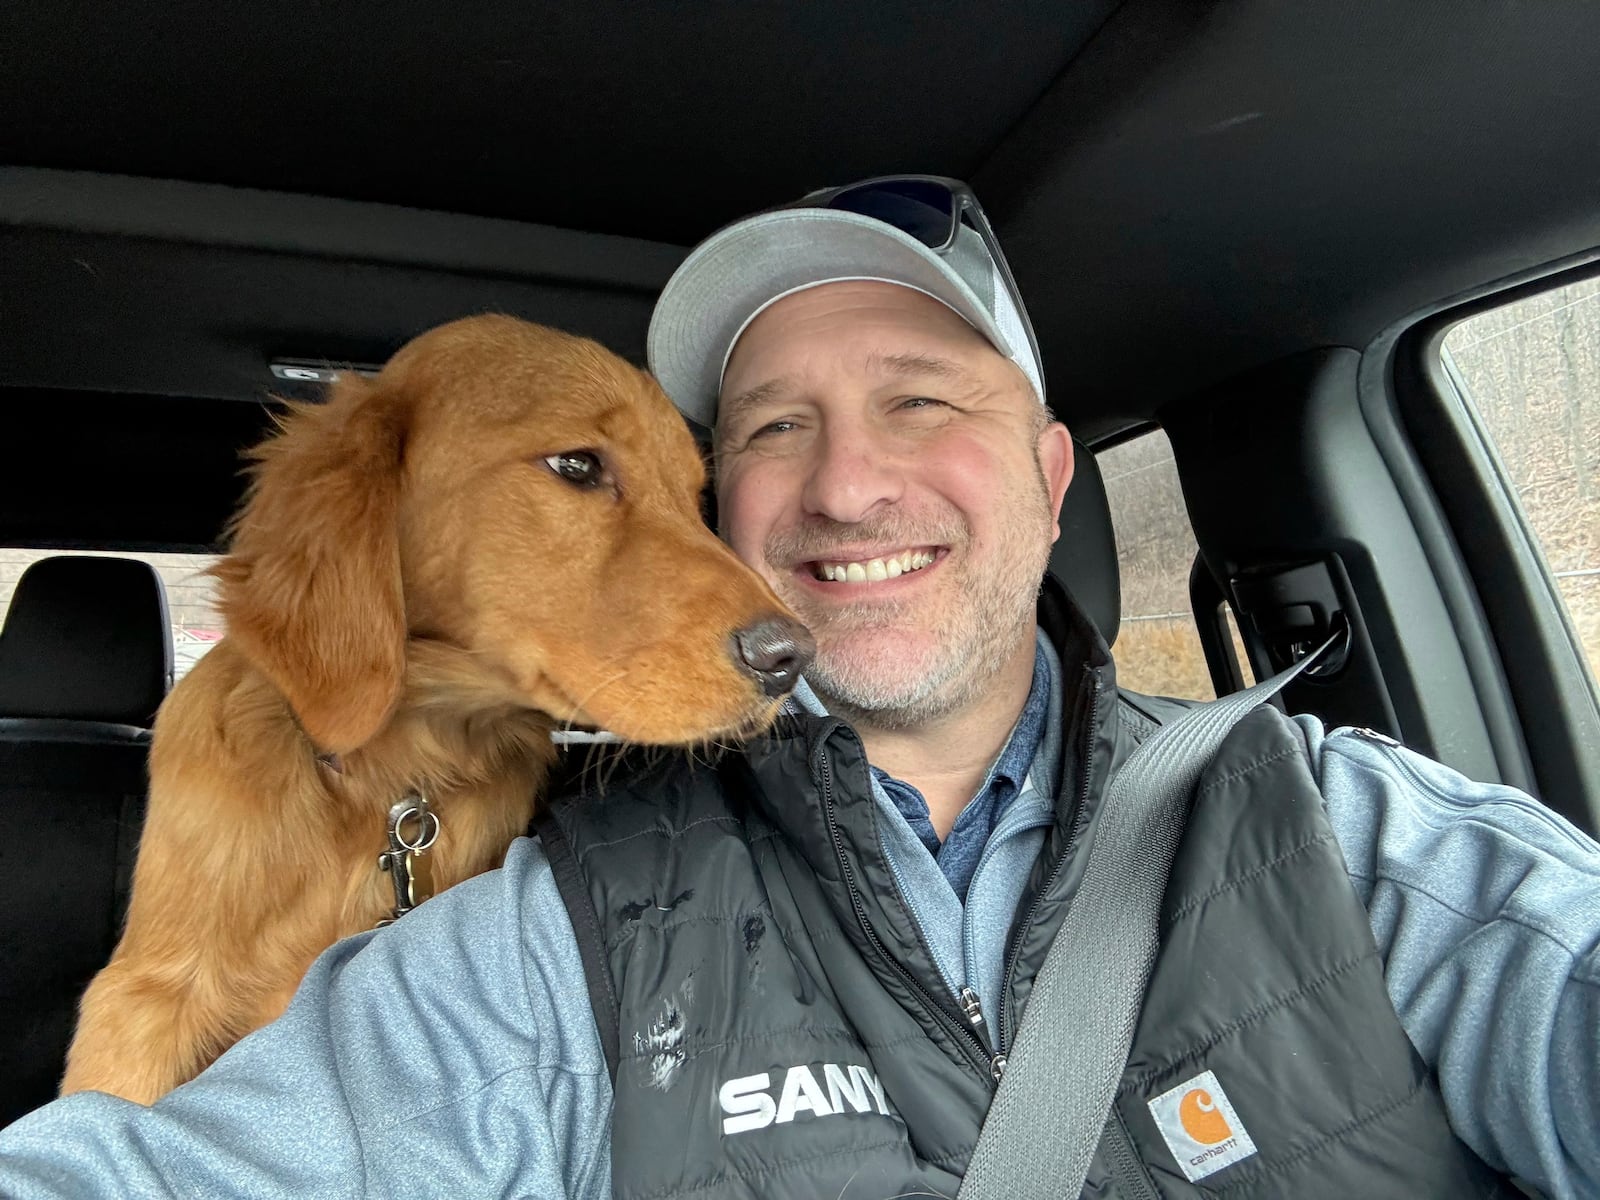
[214,375,409,754]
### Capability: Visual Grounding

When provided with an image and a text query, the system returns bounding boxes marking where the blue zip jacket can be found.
[2,641,1597,1198]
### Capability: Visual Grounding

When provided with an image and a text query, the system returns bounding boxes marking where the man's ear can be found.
[213,376,410,754]
[1038,420,1075,542]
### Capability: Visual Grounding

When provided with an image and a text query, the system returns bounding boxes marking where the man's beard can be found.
[761,472,1054,731]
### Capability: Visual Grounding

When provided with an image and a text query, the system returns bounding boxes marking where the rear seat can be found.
[0,555,172,1127]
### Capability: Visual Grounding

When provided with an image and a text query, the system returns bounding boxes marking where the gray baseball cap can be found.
[647,203,1045,429]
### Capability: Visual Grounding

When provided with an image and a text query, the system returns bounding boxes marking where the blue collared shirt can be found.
[870,644,1051,900]
[789,631,1065,1015]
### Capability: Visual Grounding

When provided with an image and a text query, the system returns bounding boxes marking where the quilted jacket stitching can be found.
[1126,948,1378,1095]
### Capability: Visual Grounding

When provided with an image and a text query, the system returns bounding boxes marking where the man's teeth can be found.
[815,550,936,583]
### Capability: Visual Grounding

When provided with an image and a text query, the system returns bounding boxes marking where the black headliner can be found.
[3,0,1117,245]
[4,0,1600,449]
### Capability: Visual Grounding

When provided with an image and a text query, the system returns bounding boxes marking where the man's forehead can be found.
[865,350,979,384]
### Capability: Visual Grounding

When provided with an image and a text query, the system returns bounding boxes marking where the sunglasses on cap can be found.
[782,174,1043,396]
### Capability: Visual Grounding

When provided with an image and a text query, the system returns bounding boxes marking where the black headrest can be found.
[1049,438,1120,648]
[0,556,173,726]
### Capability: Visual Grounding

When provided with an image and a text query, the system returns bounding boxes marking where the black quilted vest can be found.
[540,582,1512,1199]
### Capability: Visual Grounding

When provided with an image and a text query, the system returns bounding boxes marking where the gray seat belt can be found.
[959,633,1341,1200]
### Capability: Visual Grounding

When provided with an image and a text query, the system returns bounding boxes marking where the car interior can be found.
[2,0,1598,1136]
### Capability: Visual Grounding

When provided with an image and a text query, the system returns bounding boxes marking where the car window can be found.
[0,548,223,682]
[1442,274,1600,686]
[1097,430,1252,699]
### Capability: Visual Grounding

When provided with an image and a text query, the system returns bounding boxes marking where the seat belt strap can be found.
[958,633,1339,1200]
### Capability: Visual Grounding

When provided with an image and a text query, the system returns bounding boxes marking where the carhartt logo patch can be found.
[1147,1070,1257,1182]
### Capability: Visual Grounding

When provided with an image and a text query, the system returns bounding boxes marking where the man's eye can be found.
[543,450,605,487]
[750,419,798,439]
[897,396,946,411]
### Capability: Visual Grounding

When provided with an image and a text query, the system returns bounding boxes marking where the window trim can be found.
[1381,260,1600,829]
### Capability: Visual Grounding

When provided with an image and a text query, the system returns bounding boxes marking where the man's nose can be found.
[799,427,904,524]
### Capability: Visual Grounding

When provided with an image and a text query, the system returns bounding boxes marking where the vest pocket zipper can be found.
[1102,1105,1161,1200]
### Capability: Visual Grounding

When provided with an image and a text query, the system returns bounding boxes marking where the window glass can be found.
[1442,274,1600,684]
[0,548,223,682]
[1097,430,1223,699]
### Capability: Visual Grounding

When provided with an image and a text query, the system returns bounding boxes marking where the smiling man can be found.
[1,179,1596,1200]
[715,280,1070,830]
[553,179,1596,1199]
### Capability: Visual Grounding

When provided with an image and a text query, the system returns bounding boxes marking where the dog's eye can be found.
[543,450,604,487]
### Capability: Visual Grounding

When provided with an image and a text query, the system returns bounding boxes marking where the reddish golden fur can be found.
[61,315,798,1104]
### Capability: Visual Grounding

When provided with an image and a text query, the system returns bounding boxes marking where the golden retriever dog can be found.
[60,314,812,1105]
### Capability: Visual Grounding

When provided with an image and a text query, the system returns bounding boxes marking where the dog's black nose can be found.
[732,617,816,698]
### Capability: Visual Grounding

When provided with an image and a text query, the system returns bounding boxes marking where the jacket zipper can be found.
[818,747,1001,1085]
[995,674,1102,1057]
[958,986,985,1028]
[1102,1108,1161,1200]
